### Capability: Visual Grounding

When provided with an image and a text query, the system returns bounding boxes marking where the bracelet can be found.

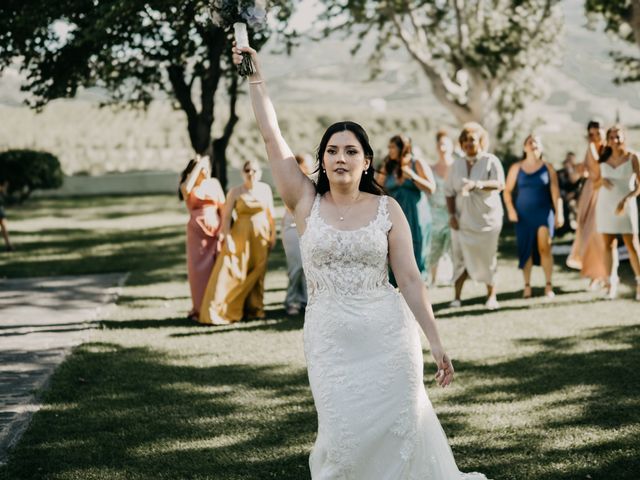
[249,79,263,85]
[475,180,484,190]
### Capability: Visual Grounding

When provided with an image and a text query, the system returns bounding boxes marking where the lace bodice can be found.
[300,194,394,305]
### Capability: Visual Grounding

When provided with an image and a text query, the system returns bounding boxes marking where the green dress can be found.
[428,172,451,268]
[384,160,432,284]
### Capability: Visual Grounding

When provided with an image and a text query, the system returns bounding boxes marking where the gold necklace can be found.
[333,192,361,221]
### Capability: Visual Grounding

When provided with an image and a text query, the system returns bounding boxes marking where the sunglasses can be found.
[244,168,257,173]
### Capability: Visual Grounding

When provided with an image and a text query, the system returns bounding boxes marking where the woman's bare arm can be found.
[180,157,208,199]
[546,163,564,227]
[503,163,520,222]
[233,46,315,213]
[405,161,435,194]
[219,188,238,239]
[387,198,452,387]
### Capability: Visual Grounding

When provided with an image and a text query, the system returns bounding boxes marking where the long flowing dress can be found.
[514,164,555,268]
[199,194,271,324]
[282,208,307,310]
[566,154,607,279]
[429,171,452,280]
[301,194,488,479]
[444,153,504,285]
[185,183,222,318]
[596,156,639,235]
[384,160,432,283]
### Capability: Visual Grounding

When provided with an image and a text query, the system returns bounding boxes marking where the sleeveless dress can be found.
[566,152,607,279]
[185,186,222,318]
[199,194,271,324]
[429,172,452,272]
[596,157,639,234]
[301,194,488,480]
[384,160,432,283]
[514,164,555,269]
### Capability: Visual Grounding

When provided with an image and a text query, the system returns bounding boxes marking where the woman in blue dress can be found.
[504,135,564,298]
[376,135,435,284]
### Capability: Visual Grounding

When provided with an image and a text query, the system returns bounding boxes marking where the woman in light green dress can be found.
[429,130,455,285]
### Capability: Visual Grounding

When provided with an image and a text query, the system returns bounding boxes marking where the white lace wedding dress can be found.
[300,194,488,480]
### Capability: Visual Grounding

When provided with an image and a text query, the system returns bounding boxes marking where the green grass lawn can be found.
[1,195,639,480]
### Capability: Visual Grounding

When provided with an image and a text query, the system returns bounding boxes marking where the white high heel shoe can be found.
[635,276,640,302]
[604,277,618,300]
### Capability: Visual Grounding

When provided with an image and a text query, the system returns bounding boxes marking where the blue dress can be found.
[514,164,555,268]
[384,160,432,283]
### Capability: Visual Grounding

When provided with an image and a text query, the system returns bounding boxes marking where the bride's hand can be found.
[431,346,454,388]
[232,44,261,75]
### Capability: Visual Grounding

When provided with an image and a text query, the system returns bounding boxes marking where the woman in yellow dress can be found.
[199,160,276,325]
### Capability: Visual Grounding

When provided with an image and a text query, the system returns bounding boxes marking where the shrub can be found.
[0,149,63,204]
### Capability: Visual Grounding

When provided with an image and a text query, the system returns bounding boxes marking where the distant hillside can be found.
[0,0,639,175]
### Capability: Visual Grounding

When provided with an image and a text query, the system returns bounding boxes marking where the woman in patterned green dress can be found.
[429,130,455,285]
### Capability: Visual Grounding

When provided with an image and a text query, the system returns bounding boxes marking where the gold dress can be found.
[199,194,272,324]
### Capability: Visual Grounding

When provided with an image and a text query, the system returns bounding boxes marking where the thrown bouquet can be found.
[208,0,269,76]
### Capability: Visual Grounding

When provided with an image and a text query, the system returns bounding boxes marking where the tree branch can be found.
[217,72,239,147]
[388,9,472,121]
[528,0,553,43]
[452,0,468,51]
[631,0,640,49]
[167,64,197,119]
[200,26,225,121]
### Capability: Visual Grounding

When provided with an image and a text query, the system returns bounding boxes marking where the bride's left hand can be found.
[432,348,454,388]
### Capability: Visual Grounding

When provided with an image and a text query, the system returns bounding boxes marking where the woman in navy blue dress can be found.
[504,135,564,298]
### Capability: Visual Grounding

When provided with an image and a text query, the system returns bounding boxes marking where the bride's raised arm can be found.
[232,46,316,212]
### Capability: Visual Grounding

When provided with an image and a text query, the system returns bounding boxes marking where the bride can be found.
[233,45,488,480]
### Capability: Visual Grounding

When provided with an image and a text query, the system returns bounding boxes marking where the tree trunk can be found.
[211,73,239,191]
[632,0,640,50]
[189,116,214,155]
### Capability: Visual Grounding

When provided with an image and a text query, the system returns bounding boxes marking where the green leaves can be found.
[585,0,640,84]
[316,0,563,148]
[0,149,63,203]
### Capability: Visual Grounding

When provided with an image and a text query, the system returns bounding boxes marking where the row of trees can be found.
[0,1,638,188]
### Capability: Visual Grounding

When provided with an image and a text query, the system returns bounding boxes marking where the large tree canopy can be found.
[0,0,295,188]
[586,0,640,83]
[318,0,563,149]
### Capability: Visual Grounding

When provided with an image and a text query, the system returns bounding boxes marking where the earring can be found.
[322,169,326,173]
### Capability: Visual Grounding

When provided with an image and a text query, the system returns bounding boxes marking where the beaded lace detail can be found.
[301,192,489,480]
[300,194,393,307]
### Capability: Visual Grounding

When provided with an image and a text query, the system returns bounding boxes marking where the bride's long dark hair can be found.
[315,121,385,196]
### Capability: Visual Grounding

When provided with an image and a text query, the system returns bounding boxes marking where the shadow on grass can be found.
[432,285,596,317]
[100,317,194,330]
[0,343,315,480]
[169,315,304,338]
[433,324,640,480]
[2,225,185,288]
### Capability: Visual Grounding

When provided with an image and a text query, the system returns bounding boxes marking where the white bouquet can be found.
[208,0,268,76]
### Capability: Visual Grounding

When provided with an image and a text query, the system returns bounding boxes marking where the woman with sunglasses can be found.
[199,159,276,325]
